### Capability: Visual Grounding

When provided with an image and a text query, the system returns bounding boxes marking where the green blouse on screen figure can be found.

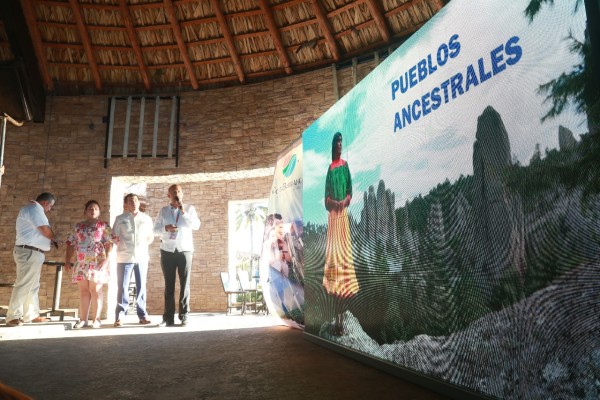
[325,160,352,211]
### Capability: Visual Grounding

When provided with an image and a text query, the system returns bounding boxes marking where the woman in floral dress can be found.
[323,132,359,335]
[65,200,113,328]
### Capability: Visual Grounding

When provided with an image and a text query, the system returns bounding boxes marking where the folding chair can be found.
[237,270,258,313]
[220,272,246,315]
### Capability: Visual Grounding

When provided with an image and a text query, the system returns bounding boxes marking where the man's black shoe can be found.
[157,320,174,327]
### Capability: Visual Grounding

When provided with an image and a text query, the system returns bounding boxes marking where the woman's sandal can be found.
[73,320,88,329]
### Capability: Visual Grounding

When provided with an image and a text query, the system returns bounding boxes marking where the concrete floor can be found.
[0,313,450,400]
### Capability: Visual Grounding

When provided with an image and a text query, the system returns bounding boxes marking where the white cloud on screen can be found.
[303,0,588,224]
[303,149,328,190]
[340,0,587,203]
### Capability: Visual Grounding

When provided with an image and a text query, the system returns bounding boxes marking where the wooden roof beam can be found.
[328,0,361,17]
[365,0,391,43]
[210,0,245,84]
[117,0,152,91]
[20,0,53,91]
[258,0,292,75]
[163,0,199,90]
[386,0,424,18]
[68,0,102,92]
[431,0,446,12]
[271,0,305,11]
[36,21,127,31]
[279,18,316,32]
[309,0,340,62]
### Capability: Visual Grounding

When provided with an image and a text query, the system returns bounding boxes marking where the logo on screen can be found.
[282,154,297,177]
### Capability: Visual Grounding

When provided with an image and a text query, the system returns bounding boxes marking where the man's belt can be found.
[15,244,45,254]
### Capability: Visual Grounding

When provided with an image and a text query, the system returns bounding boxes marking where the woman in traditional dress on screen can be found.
[323,132,359,335]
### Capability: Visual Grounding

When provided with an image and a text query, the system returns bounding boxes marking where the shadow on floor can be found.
[0,313,449,400]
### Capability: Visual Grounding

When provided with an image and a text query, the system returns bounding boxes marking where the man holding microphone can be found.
[154,184,200,327]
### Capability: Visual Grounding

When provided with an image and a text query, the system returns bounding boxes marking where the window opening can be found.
[104,95,180,167]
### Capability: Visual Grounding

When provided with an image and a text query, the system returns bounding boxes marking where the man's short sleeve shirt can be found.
[15,201,51,251]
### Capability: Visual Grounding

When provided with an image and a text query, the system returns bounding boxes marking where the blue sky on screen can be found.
[303,0,587,225]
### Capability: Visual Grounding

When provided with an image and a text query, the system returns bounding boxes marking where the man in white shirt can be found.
[6,193,58,327]
[153,184,200,327]
[112,193,154,327]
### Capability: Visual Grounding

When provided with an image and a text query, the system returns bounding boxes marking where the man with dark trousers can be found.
[154,184,200,327]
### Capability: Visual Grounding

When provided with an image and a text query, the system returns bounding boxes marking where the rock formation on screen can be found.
[472,106,525,296]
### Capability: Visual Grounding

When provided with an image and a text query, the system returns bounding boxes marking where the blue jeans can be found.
[115,262,148,321]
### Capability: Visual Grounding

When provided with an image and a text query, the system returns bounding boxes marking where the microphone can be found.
[174,196,182,210]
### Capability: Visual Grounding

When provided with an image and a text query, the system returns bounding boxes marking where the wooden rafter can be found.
[226,9,263,20]
[117,0,152,91]
[309,0,340,62]
[234,30,270,40]
[210,0,245,84]
[43,19,423,91]
[35,21,116,31]
[134,24,171,32]
[240,50,277,59]
[336,18,377,39]
[279,19,316,32]
[20,0,53,91]
[0,0,443,95]
[328,0,360,17]
[386,0,424,18]
[42,0,73,8]
[68,0,102,92]
[181,17,218,27]
[129,2,167,11]
[258,0,292,75]
[431,0,446,12]
[365,0,391,43]
[271,0,305,11]
[143,43,182,52]
[163,0,199,90]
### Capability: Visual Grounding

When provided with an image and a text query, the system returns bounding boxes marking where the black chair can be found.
[219,272,246,315]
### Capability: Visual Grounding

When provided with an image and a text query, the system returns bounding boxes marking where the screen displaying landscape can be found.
[302,1,599,398]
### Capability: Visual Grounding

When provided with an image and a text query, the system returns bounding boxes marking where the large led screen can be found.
[302,0,599,399]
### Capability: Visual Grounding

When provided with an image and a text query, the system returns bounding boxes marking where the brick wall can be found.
[0,60,377,317]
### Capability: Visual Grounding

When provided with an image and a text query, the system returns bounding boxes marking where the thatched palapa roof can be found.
[0,0,445,97]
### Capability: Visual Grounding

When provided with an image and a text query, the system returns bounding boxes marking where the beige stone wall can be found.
[0,60,377,316]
